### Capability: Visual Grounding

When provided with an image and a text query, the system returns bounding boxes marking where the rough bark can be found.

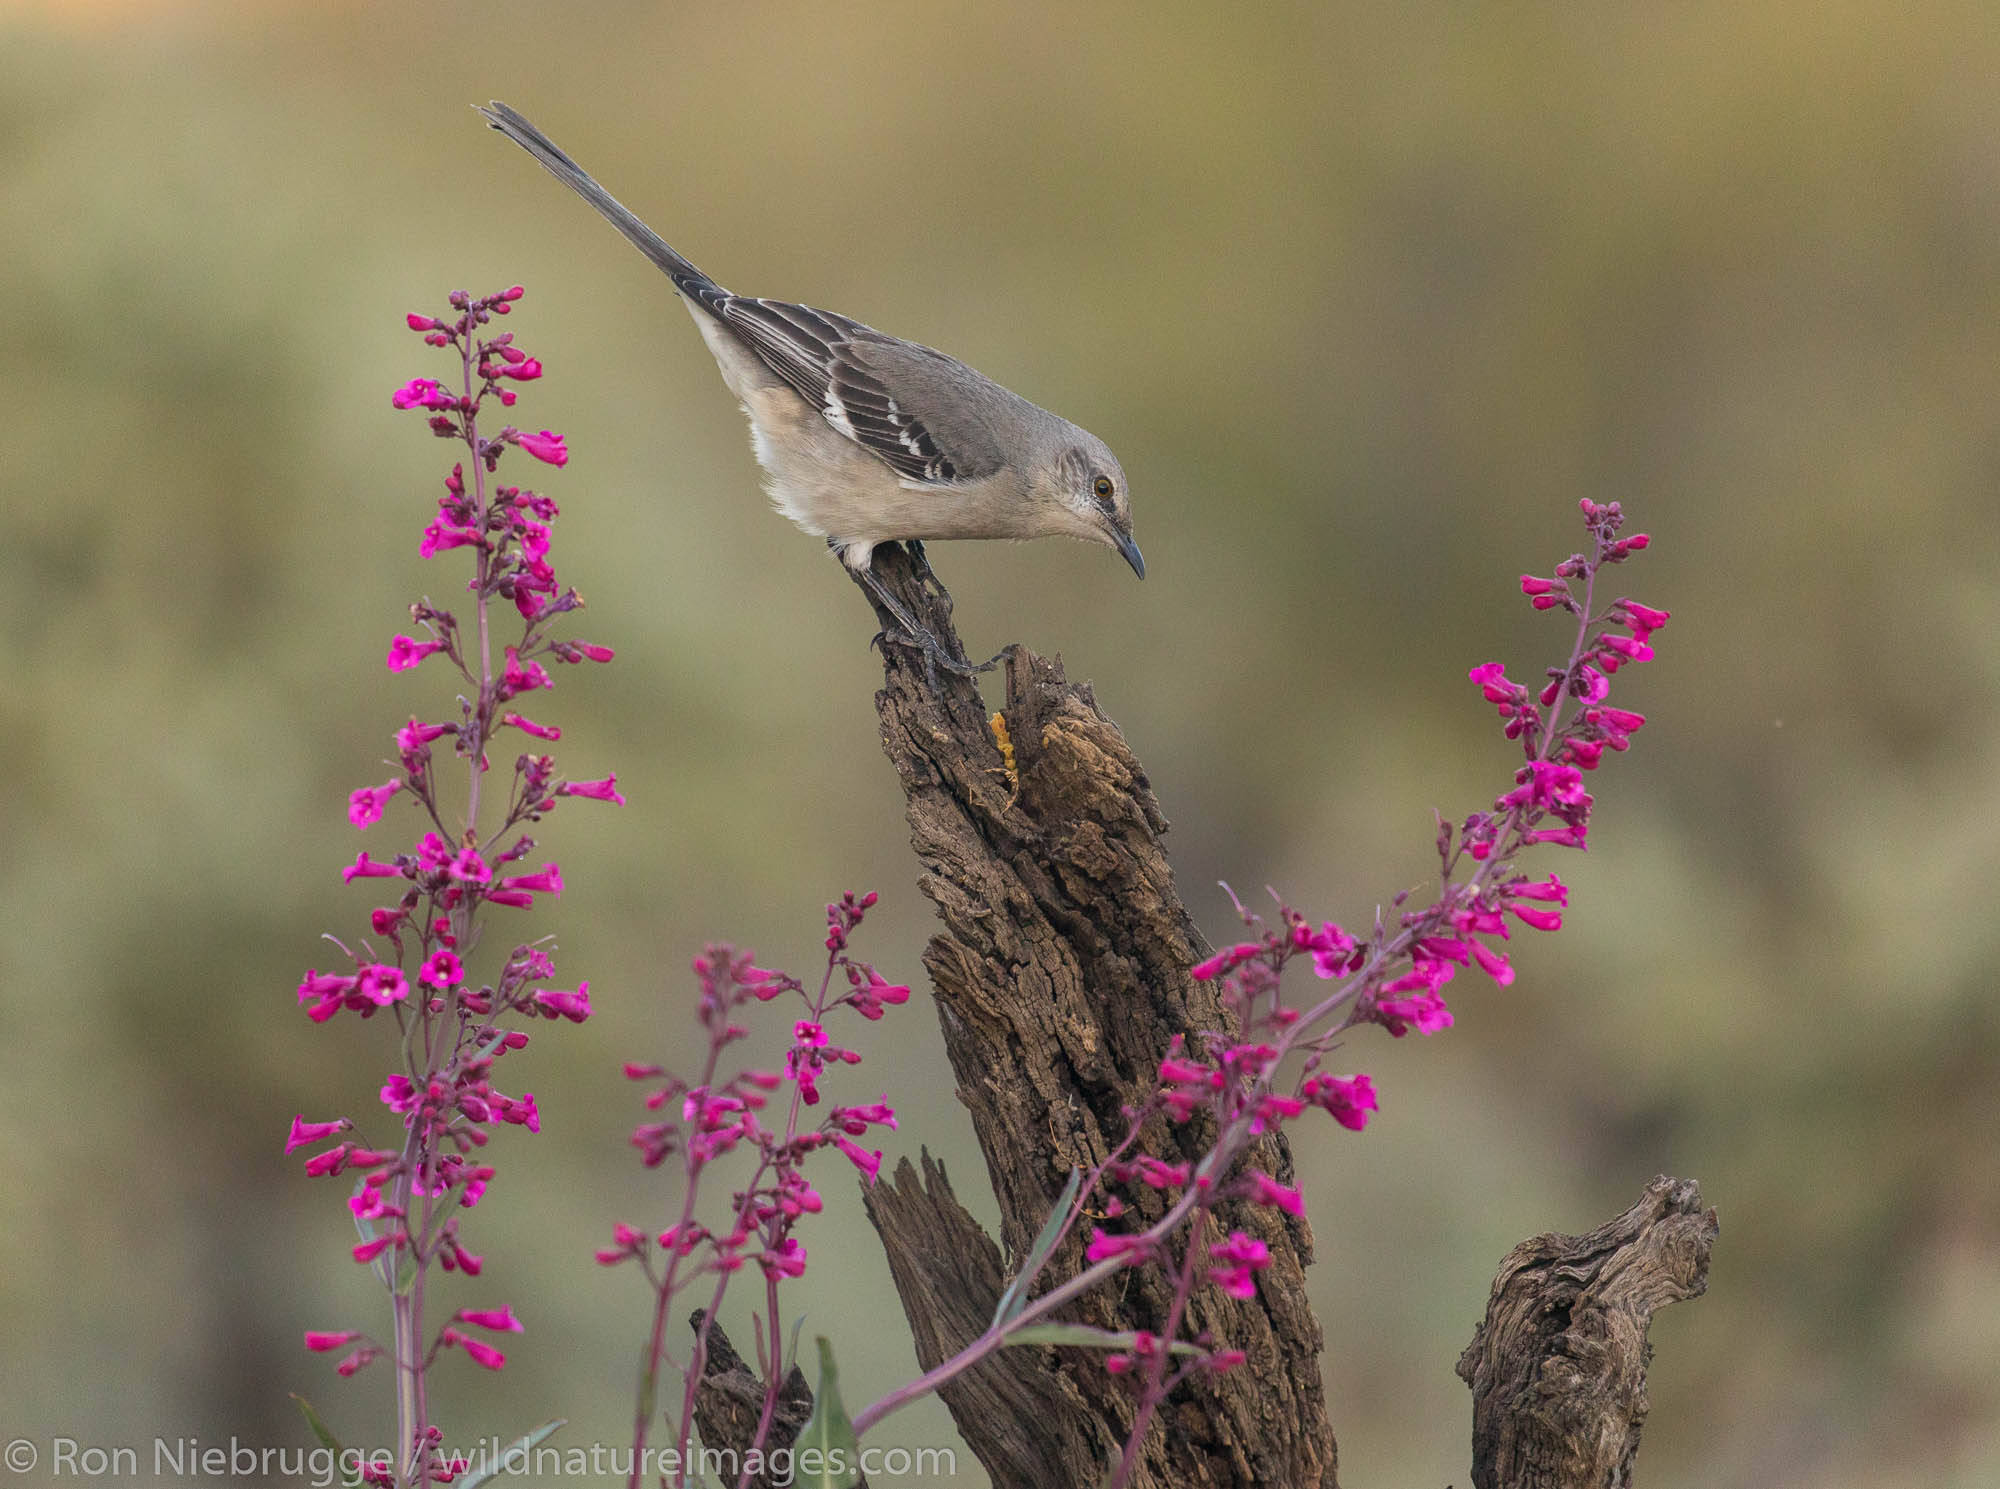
[846,546,1336,1489]
[863,1149,1108,1486]
[687,1310,817,1489]
[1456,1176,1719,1489]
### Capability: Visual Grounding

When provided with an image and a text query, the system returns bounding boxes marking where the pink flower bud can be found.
[456,1306,523,1333]
[443,1327,507,1371]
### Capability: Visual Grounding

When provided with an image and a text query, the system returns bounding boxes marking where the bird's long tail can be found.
[478,102,724,301]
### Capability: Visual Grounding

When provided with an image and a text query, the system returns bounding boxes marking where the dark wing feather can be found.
[716,298,959,483]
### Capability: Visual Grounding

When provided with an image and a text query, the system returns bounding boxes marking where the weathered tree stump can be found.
[691,552,1714,1489]
[687,1309,816,1489]
[843,546,1335,1489]
[1457,1176,1719,1489]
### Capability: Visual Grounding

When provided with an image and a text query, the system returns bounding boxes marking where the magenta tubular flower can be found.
[391,377,452,410]
[830,1101,898,1134]
[758,1236,808,1280]
[1302,1072,1379,1131]
[455,1305,523,1333]
[502,711,561,741]
[418,519,481,559]
[831,1134,884,1183]
[447,846,491,884]
[385,635,446,671]
[1208,1232,1271,1299]
[1376,986,1454,1037]
[1239,1171,1305,1215]
[1466,938,1515,985]
[341,851,401,884]
[286,1116,351,1155]
[346,779,401,829]
[1130,1155,1191,1190]
[498,646,551,699]
[442,1327,507,1371]
[514,428,568,465]
[1086,1227,1156,1265]
[356,964,409,1007]
[502,864,563,895]
[558,775,625,805]
[294,288,623,1470]
[418,950,463,989]
[1510,902,1563,932]
[531,984,592,1022]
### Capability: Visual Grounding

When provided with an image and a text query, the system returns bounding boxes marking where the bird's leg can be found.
[856,564,998,680]
[831,539,997,680]
[901,539,953,615]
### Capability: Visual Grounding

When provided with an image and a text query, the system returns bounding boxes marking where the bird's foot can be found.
[853,561,996,684]
[870,626,1001,686]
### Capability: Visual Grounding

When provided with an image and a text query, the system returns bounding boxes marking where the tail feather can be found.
[477,102,724,300]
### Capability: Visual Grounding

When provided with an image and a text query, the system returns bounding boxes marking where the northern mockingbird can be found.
[479,102,1143,672]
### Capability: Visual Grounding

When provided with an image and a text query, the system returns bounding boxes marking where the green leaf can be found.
[636,1358,657,1429]
[792,1336,862,1489]
[289,1397,361,1488]
[990,1166,1083,1329]
[455,1419,565,1488]
[349,1199,391,1292]
[290,1394,344,1455]
[1001,1323,1200,1357]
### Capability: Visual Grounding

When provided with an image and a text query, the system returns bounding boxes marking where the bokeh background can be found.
[5,2,1997,1485]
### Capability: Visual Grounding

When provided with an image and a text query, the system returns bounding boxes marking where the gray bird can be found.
[479,103,1142,669]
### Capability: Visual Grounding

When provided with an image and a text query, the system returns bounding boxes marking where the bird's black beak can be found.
[1112,527,1145,580]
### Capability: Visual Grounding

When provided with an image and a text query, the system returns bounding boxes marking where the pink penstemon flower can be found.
[600,891,915,1489]
[287,286,618,1488]
[1057,497,1667,1482]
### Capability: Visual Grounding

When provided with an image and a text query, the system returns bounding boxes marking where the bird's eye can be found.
[1092,475,1114,502]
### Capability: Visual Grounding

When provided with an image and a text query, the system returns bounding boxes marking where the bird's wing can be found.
[715,298,984,484]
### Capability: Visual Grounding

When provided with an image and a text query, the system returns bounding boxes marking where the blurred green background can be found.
[5,1,1997,1485]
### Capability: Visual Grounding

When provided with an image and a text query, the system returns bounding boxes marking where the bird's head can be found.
[1034,437,1144,579]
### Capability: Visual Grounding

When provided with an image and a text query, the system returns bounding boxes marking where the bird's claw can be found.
[872,624,999,680]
